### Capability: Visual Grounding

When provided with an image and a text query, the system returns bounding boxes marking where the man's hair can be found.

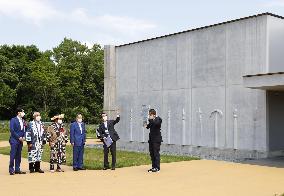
[149,109,156,115]
[77,113,83,118]
[16,107,24,114]
[33,111,40,117]
[101,112,107,116]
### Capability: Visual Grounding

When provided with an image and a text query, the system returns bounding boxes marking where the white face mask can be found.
[35,116,41,122]
[102,116,108,121]
[77,118,82,123]
[57,119,63,124]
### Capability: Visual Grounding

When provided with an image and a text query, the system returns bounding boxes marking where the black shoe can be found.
[73,168,78,171]
[15,171,26,174]
[37,169,44,173]
[111,167,115,170]
[103,167,109,170]
[147,168,154,172]
[50,165,54,171]
[78,167,86,170]
[10,172,15,175]
[152,168,160,173]
[30,170,35,173]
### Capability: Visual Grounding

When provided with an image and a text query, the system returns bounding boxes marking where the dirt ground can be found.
[0,142,284,196]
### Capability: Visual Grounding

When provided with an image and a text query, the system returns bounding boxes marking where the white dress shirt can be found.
[78,122,83,134]
[17,116,23,130]
[104,121,109,134]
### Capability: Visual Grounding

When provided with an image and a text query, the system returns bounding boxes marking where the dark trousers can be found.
[149,142,161,170]
[103,141,116,168]
[29,161,41,172]
[9,142,23,173]
[73,145,84,169]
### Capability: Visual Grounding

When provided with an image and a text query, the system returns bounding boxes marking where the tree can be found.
[0,39,104,123]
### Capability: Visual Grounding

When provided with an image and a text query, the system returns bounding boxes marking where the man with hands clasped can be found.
[144,109,163,173]
[70,114,86,171]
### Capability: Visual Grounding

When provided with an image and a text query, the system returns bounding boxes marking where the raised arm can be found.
[146,117,162,130]
[113,115,120,125]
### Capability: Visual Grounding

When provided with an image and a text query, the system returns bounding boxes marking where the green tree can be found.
[0,39,104,123]
[52,38,104,123]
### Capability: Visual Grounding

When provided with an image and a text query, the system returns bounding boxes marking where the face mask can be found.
[57,119,63,124]
[77,118,82,123]
[35,116,41,122]
[20,112,25,118]
[102,116,108,121]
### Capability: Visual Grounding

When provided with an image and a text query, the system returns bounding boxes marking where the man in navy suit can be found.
[70,114,86,171]
[9,108,26,175]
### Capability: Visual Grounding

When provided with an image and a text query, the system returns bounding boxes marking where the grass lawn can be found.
[0,132,10,141]
[0,145,199,170]
[86,132,97,139]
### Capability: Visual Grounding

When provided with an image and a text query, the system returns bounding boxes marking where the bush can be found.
[0,120,9,133]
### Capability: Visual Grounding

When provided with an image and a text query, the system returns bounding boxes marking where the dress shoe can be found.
[56,168,64,172]
[9,172,15,175]
[73,168,78,171]
[77,167,86,170]
[15,171,26,174]
[37,169,44,173]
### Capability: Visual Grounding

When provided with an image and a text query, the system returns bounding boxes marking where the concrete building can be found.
[104,13,284,161]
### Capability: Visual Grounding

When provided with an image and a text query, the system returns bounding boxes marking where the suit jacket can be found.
[146,116,163,143]
[98,116,120,142]
[70,122,86,146]
[9,117,25,144]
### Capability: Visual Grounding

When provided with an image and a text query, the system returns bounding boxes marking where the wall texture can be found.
[104,15,278,160]
[268,15,284,73]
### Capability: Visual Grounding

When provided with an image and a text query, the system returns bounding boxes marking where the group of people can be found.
[9,109,83,175]
[8,107,163,175]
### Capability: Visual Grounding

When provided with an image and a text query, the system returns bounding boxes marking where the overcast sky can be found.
[0,0,284,51]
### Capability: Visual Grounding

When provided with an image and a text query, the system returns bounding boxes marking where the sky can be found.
[0,0,284,51]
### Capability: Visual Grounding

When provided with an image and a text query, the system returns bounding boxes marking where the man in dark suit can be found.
[98,111,120,170]
[9,108,26,175]
[70,114,86,171]
[145,109,163,173]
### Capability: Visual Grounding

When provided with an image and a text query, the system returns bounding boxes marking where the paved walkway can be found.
[0,140,284,196]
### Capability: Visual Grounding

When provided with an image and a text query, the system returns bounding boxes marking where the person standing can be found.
[9,108,26,175]
[70,114,86,171]
[25,112,46,173]
[144,109,163,173]
[46,114,68,172]
[98,111,120,170]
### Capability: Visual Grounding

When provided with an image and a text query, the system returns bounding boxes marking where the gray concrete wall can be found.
[268,16,284,73]
[104,45,117,119]
[106,15,271,160]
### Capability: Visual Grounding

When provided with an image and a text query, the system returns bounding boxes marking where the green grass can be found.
[86,132,97,139]
[0,132,10,141]
[0,121,198,170]
[0,145,199,170]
